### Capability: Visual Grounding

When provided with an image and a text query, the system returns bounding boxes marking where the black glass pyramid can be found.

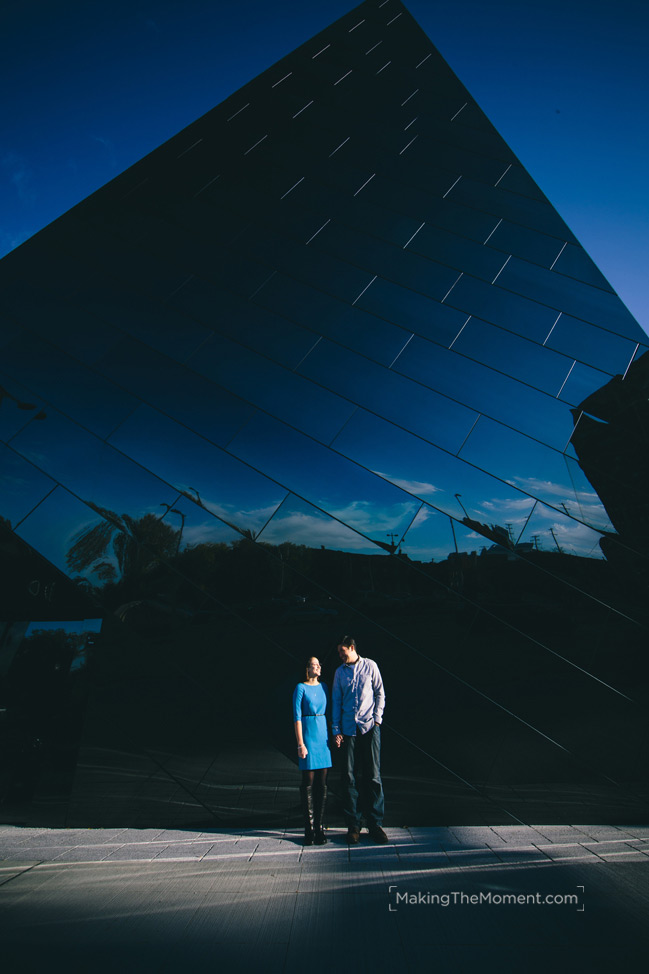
[1,0,647,828]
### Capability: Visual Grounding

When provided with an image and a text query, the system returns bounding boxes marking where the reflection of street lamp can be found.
[185,486,203,507]
[454,493,469,518]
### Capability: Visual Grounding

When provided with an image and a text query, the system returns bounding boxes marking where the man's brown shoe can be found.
[369,826,389,844]
[345,827,361,844]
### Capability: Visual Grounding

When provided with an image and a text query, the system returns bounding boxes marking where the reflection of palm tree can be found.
[66,504,180,582]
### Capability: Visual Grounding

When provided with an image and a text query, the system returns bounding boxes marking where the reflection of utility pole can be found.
[160,504,186,555]
[449,516,459,554]
[549,528,563,554]
[505,523,514,545]
[531,535,542,550]
[386,532,398,553]
[454,493,469,518]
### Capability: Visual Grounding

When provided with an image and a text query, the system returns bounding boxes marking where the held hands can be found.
[335,734,343,748]
[297,744,308,759]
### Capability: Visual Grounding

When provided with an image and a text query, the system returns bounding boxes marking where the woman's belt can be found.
[303,714,325,717]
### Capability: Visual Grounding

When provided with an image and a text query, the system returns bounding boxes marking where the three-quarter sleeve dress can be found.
[293,682,332,771]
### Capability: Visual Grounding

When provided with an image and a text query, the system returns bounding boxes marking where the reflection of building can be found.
[1,0,648,827]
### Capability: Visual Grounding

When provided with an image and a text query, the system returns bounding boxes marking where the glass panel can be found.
[11,408,186,519]
[0,316,22,351]
[557,361,612,408]
[95,339,256,446]
[0,374,47,442]
[185,332,356,443]
[234,225,375,303]
[2,333,137,440]
[81,286,213,363]
[158,496,243,552]
[552,244,614,291]
[399,504,457,562]
[486,220,563,267]
[545,314,637,375]
[216,295,320,371]
[228,411,419,540]
[516,502,610,558]
[0,444,56,529]
[331,408,537,527]
[410,195,500,244]
[451,317,572,395]
[459,414,611,531]
[0,279,122,365]
[108,405,287,537]
[253,272,411,366]
[66,221,194,299]
[354,276,468,346]
[14,486,116,582]
[498,258,644,341]
[287,176,424,248]
[412,135,506,185]
[450,175,574,240]
[258,494,394,554]
[298,338,478,453]
[393,335,573,450]
[443,273,558,344]
[406,223,505,281]
[495,164,546,202]
[307,220,459,300]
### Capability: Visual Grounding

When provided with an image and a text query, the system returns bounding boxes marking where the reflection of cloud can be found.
[260,510,374,550]
[513,476,599,504]
[372,470,441,497]
[328,499,416,534]
[202,498,284,530]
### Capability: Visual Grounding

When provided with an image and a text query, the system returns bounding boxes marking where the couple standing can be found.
[292,636,387,845]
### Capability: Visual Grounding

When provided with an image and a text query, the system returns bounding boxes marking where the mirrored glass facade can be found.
[1,0,647,828]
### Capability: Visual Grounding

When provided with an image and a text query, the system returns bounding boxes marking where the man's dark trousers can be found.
[343,725,384,829]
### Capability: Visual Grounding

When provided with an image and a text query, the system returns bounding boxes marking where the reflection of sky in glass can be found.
[459,414,612,531]
[0,443,55,529]
[11,408,183,521]
[3,331,137,439]
[158,497,243,550]
[109,405,287,536]
[399,505,455,562]
[332,408,535,526]
[229,412,419,539]
[15,486,105,577]
[257,494,396,553]
[517,506,607,559]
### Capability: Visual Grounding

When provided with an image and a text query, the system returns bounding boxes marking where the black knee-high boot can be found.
[300,783,314,845]
[313,781,328,845]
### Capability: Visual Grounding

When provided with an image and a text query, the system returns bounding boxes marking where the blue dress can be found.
[293,682,332,771]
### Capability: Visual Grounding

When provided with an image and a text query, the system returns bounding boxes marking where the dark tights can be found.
[301,769,328,791]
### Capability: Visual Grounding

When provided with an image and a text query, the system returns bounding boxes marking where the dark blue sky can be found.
[1,0,647,330]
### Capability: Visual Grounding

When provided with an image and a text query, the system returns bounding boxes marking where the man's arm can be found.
[371,661,385,725]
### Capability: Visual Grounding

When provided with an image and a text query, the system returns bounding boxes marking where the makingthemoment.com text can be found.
[393,891,579,907]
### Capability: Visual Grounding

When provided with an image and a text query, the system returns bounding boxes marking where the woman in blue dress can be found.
[293,656,332,845]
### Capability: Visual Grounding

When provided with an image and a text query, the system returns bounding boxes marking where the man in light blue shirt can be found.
[331,635,387,844]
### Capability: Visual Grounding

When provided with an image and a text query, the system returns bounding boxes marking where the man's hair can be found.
[339,635,356,649]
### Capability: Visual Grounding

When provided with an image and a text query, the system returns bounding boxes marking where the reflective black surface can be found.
[1,0,648,828]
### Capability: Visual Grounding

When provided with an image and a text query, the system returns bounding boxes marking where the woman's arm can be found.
[293,684,307,759]
[294,720,307,760]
